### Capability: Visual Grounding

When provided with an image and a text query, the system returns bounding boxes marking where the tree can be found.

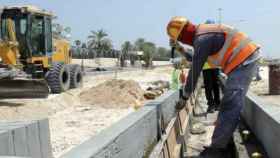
[133,38,157,67]
[72,40,82,58]
[121,41,134,67]
[155,47,170,61]
[52,23,71,40]
[142,42,156,67]
[87,29,112,57]
[134,38,145,51]
[75,40,81,47]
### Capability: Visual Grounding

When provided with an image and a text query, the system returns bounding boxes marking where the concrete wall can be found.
[61,90,180,158]
[0,119,52,158]
[242,92,280,158]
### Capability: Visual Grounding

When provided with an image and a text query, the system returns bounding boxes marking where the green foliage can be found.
[52,23,71,40]
[154,47,171,61]
[87,29,113,57]
[142,42,156,67]
[120,41,134,67]
[134,38,145,51]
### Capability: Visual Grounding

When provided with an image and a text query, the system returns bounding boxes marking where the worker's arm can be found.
[175,33,225,110]
[183,33,225,98]
[170,40,193,62]
[183,36,210,98]
[176,46,193,62]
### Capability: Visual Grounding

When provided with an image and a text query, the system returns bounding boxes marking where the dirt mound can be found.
[80,79,145,108]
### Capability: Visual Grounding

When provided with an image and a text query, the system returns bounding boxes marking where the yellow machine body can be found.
[0,5,80,99]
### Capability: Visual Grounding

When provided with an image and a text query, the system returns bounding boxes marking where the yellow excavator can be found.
[0,5,83,99]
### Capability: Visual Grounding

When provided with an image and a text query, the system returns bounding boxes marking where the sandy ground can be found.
[72,58,171,68]
[250,66,280,106]
[0,66,173,157]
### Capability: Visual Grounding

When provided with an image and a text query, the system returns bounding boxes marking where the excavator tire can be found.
[69,64,83,89]
[46,63,70,93]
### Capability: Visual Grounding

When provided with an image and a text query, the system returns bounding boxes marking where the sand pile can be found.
[80,79,145,108]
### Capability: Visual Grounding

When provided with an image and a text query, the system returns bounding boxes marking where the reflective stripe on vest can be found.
[196,24,258,74]
[203,62,211,70]
[206,25,238,66]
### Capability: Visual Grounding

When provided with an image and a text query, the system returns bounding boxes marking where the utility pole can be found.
[218,8,223,24]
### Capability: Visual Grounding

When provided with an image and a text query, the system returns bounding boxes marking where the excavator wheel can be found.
[69,64,83,89]
[46,63,70,93]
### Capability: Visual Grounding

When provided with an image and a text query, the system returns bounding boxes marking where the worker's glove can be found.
[218,72,228,86]
[169,39,185,54]
[175,95,189,110]
[169,39,178,48]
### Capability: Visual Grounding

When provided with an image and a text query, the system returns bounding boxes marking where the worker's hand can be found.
[169,39,178,48]
[169,39,185,53]
[175,96,189,110]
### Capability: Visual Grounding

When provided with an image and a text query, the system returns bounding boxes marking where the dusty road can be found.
[0,65,173,157]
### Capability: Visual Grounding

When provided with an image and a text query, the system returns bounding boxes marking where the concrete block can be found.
[0,130,14,155]
[25,121,41,158]
[0,119,51,158]
[12,125,28,156]
[37,119,52,158]
[242,92,280,158]
[147,90,179,127]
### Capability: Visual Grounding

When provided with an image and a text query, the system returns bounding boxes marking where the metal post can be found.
[218,8,223,24]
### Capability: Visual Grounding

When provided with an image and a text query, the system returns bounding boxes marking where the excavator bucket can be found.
[0,79,49,99]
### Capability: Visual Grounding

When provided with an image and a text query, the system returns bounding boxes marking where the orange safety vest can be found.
[196,24,259,74]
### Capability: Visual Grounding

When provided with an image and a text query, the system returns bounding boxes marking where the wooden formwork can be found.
[149,89,200,158]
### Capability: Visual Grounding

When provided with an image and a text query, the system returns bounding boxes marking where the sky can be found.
[0,0,279,58]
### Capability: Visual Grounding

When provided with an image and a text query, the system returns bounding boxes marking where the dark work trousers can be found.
[202,68,221,109]
[211,61,257,148]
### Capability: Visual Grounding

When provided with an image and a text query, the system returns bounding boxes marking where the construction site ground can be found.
[186,90,268,158]
[0,58,276,158]
[0,59,173,157]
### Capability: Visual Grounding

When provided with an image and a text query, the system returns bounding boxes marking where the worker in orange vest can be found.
[167,17,260,157]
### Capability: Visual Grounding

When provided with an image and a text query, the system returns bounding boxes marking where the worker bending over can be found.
[167,17,260,157]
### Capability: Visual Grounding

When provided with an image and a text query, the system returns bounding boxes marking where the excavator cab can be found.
[1,6,53,69]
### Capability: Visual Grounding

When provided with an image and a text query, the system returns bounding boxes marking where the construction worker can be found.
[171,60,181,90]
[170,58,187,91]
[167,17,260,157]
[203,62,221,113]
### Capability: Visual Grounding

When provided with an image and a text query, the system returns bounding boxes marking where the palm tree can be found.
[73,40,82,58]
[142,42,156,67]
[120,41,133,67]
[87,29,112,57]
[134,38,145,51]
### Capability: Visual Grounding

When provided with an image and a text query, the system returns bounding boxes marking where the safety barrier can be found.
[242,92,280,158]
[0,119,52,158]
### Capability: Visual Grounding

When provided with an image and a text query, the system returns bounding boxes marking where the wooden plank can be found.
[149,102,192,158]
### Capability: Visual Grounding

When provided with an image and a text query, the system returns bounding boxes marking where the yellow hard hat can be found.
[167,16,188,41]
